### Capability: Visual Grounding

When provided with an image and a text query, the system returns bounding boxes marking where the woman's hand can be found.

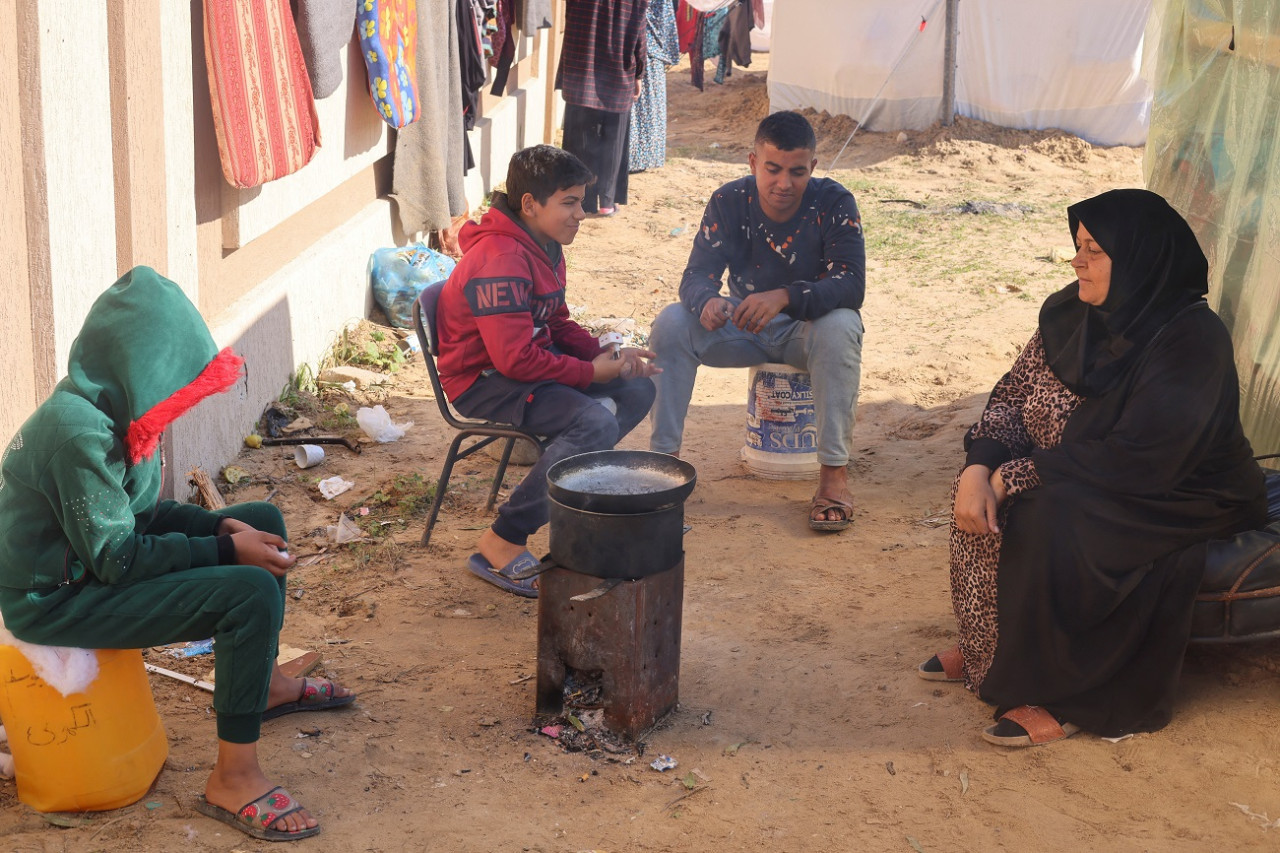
[230,530,296,577]
[953,464,1001,534]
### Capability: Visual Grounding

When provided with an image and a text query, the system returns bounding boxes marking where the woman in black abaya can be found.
[918,189,1266,746]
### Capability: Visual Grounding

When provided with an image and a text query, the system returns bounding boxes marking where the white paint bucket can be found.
[740,363,820,480]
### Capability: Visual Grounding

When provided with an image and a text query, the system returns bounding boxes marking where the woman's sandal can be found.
[262,677,357,721]
[916,645,964,682]
[194,786,320,841]
[982,705,1080,747]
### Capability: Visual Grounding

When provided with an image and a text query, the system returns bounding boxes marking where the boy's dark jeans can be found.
[455,375,656,549]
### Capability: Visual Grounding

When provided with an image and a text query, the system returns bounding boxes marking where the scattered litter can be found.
[294,444,325,469]
[540,725,562,738]
[669,225,687,237]
[907,837,926,853]
[280,417,314,435]
[1231,802,1280,829]
[261,403,294,438]
[326,513,364,544]
[650,755,678,772]
[1101,734,1134,743]
[723,742,746,756]
[1049,245,1076,263]
[960,770,970,795]
[296,728,322,738]
[145,801,163,810]
[319,365,388,389]
[681,772,697,790]
[356,405,412,442]
[399,333,421,354]
[144,663,215,693]
[221,465,251,485]
[166,638,214,658]
[318,476,355,500]
[40,813,93,829]
[885,761,896,776]
[358,506,370,516]
[567,714,586,732]
[700,710,712,725]
[243,434,263,449]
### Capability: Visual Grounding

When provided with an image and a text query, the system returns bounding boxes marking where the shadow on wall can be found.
[166,292,298,501]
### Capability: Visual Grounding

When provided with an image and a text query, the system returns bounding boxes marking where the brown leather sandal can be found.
[917,645,964,682]
[982,705,1080,747]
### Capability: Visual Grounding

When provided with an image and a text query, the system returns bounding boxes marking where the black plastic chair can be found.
[412,281,546,547]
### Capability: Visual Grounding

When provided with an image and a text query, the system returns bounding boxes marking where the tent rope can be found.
[827,0,945,174]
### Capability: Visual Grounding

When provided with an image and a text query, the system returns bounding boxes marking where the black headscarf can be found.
[1039,189,1209,396]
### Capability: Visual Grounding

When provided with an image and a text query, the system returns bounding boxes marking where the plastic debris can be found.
[539,725,562,738]
[650,754,678,772]
[166,639,214,658]
[326,513,364,544]
[356,405,412,442]
[318,476,355,500]
[280,417,314,435]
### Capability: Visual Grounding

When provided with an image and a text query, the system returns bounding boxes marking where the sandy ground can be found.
[6,55,1280,853]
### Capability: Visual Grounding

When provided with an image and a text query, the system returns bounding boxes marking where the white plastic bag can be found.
[356,405,412,442]
[318,476,355,500]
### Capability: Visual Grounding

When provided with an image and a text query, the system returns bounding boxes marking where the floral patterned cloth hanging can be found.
[357,0,420,128]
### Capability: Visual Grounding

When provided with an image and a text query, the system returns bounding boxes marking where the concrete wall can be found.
[0,0,566,499]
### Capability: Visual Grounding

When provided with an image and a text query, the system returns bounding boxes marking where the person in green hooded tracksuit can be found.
[0,267,355,841]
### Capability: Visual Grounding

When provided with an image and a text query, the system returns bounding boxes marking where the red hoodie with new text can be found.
[436,198,603,400]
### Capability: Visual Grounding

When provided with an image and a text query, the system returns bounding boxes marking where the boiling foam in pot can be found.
[554,465,684,495]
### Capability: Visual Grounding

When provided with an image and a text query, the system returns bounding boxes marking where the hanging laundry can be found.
[294,0,357,99]
[357,0,420,128]
[203,0,321,188]
[458,0,488,172]
[488,0,517,95]
[629,0,680,172]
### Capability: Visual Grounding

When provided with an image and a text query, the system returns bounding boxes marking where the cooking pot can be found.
[547,450,696,515]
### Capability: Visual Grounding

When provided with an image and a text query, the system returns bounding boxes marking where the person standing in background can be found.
[557,0,649,216]
[629,0,680,173]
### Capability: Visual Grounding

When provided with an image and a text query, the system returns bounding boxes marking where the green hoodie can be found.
[0,267,243,603]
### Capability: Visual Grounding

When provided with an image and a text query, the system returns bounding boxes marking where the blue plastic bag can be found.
[368,243,456,328]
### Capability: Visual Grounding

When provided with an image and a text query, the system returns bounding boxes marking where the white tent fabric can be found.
[768,0,1153,146]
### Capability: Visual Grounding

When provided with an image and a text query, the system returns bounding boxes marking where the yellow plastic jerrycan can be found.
[0,645,168,812]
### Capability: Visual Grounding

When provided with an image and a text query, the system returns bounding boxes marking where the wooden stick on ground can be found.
[188,466,227,509]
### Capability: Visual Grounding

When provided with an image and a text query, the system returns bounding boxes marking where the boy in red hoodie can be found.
[436,145,661,597]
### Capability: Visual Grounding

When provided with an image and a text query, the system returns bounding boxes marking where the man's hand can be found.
[592,347,661,383]
[633,78,643,101]
[731,290,790,334]
[953,464,1001,535]
[699,297,735,332]
[230,530,296,577]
